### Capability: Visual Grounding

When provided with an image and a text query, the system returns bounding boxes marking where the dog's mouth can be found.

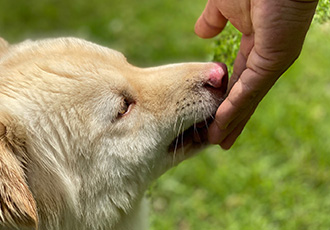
[167,62,228,154]
[168,117,213,153]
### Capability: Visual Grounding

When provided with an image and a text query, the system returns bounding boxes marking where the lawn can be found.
[1,0,329,229]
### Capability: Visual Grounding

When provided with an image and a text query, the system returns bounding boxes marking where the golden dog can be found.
[0,37,227,230]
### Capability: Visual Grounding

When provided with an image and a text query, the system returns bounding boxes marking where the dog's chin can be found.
[167,118,212,155]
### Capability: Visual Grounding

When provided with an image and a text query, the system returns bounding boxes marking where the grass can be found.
[0,0,210,67]
[1,0,329,229]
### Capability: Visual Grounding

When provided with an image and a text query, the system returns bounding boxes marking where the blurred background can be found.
[1,0,330,229]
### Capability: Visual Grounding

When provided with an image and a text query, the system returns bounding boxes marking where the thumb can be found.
[194,0,228,38]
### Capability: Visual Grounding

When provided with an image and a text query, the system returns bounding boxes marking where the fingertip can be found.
[194,18,215,39]
[207,122,225,144]
[219,138,236,150]
[207,123,233,150]
[219,117,249,150]
[194,17,214,39]
[194,14,226,39]
[219,128,241,149]
[194,0,227,39]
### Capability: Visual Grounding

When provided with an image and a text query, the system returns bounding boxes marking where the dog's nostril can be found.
[204,62,228,95]
[207,62,228,88]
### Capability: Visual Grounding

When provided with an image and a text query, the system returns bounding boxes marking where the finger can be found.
[213,70,258,131]
[207,95,255,145]
[229,34,254,90]
[207,111,241,145]
[208,35,255,144]
[194,0,228,38]
[219,109,254,149]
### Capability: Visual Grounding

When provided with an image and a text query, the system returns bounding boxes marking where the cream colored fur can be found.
[0,37,227,230]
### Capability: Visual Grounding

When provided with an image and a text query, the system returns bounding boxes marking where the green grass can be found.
[1,0,330,229]
[0,0,210,67]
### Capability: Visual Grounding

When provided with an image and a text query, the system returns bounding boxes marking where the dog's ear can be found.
[0,122,38,229]
[0,38,9,57]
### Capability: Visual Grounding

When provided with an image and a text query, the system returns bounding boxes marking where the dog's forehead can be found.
[0,38,134,111]
[0,38,134,94]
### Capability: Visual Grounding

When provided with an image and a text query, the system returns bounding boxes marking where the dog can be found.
[0,37,227,230]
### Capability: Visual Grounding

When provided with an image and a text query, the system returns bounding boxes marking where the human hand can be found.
[195,0,318,149]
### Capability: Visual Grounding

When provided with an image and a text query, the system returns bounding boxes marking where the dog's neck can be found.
[24,127,167,230]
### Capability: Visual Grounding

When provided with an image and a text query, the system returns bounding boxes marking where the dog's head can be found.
[0,37,227,229]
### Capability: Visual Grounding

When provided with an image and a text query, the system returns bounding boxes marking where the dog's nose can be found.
[205,62,228,95]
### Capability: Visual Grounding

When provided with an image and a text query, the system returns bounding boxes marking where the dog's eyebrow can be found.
[34,62,96,80]
[35,64,76,79]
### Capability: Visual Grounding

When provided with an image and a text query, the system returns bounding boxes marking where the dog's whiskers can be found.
[208,112,215,120]
[192,111,203,142]
[202,107,209,130]
[180,121,185,155]
[173,115,179,133]
[172,117,184,165]
[193,112,197,133]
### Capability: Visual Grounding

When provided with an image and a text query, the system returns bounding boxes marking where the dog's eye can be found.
[118,98,134,118]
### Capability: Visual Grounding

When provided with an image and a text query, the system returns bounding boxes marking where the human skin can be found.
[195,0,319,149]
